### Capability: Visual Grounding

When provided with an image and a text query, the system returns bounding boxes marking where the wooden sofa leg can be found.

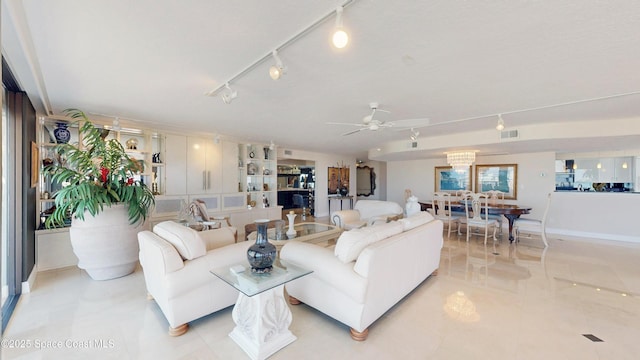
[289,295,301,305]
[350,328,369,341]
[431,269,439,276]
[168,323,189,336]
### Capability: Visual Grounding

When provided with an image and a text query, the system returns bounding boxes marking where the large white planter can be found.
[70,204,142,280]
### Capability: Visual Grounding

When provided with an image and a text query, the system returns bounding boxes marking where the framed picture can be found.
[434,166,471,193]
[475,164,518,199]
[31,141,39,188]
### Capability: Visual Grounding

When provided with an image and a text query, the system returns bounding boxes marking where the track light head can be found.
[221,83,238,104]
[269,140,275,150]
[410,128,420,141]
[332,6,349,48]
[496,114,505,131]
[269,50,286,80]
[112,117,121,131]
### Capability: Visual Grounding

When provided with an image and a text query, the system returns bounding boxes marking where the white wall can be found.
[386,152,556,220]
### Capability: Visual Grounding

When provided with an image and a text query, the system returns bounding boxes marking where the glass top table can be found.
[211,262,312,297]
[247,222,343,248]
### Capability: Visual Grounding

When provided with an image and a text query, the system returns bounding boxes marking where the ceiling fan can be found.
[327,102,430,136]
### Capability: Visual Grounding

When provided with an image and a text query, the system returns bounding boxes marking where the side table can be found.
[211,263,312,360]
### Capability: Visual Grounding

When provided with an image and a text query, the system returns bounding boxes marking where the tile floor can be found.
[2,229,640,359]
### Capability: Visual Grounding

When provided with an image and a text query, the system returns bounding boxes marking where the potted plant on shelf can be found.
[45,108,155,280]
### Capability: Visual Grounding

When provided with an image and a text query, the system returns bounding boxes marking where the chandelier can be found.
[447,151,476,171]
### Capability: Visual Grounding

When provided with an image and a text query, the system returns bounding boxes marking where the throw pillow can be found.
[334,221,404,263]
[153,221,206,260]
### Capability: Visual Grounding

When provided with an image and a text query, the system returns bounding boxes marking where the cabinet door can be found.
[187,137,208,193]
[614,157,632,182]
[206,140,223,192]
[222,141,240,193]
[165,134,187,195]
[597,158,615,183]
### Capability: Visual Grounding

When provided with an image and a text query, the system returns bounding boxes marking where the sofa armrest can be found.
[138,231,185,275]
[197,227,237,251]
[331,210,361,228]
[163,241,252,300]
[280,241,367,303]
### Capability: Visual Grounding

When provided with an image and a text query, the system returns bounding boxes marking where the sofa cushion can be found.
[153,221,206,260]
[334,221,404,263]
[398,211,434,231]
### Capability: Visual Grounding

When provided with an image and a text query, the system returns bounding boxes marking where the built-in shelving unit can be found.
[241,144,277,209]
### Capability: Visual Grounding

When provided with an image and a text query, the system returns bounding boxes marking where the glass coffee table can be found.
[211,262,312,360]
[247,222,343,249]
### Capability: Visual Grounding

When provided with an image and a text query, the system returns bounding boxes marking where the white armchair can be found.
[331,200,404,230]
[138,221,251,336]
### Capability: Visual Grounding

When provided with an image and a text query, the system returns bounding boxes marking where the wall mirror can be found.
[356,166,376,196]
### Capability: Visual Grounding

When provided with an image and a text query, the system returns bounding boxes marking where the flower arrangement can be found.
[45,109,155,227]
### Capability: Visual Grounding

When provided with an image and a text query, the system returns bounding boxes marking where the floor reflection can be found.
[440,234,541,292]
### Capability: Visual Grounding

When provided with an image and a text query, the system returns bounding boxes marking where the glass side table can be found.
[211,262,312,360]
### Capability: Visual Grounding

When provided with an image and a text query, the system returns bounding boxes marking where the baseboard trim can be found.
[22,265,38,293]
[546,228,640,245]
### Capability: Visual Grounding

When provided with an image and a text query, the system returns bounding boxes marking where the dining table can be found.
[419,201,532,242]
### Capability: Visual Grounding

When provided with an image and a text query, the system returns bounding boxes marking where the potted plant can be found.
[45,108,155,280]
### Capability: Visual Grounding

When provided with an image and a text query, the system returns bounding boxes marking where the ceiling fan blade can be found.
[326,122,366,127]
[342,128,366,136]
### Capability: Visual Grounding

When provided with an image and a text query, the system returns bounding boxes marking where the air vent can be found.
[500,129,519,140]
[411,141,418,148]
[284,149,293,156]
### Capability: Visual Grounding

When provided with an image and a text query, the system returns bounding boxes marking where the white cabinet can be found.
[165,134,187,195]
[222,140,241,193]
[613,157,632,182]
[596,157,632,182]
[187,137,222,194]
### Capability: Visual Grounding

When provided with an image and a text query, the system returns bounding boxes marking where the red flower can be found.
[100,167,109,183]
[127,178,134,185]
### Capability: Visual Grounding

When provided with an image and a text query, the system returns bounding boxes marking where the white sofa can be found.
[331,200,404,230]
[138,221,252,336]
[280,212,443,340]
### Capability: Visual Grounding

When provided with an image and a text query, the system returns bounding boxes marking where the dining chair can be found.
[430,192,461,238]
[453,190,473,231]
[514,193,551,247]
[464,193,499,245]
[482,190,505,234]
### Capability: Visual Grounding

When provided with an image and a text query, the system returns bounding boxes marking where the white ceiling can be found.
[3,0,640,160]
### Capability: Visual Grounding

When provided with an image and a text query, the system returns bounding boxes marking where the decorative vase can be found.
[286,212,297,238]
[54,122,71,144]
[247,219,277,273]
[263,147,270,160]
[69,204,140,280]
[339,186,349,197]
